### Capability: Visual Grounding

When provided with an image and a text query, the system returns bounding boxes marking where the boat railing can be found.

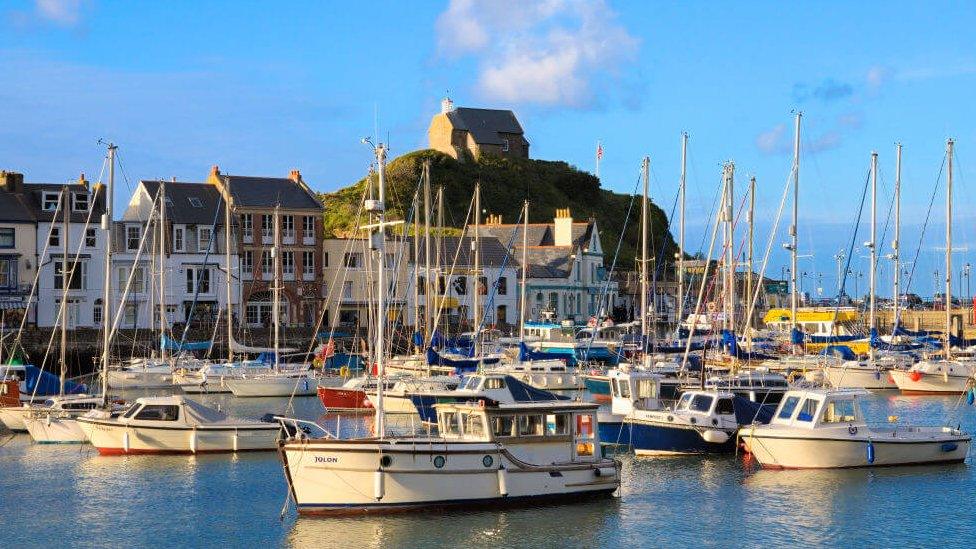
[273,416,337,440]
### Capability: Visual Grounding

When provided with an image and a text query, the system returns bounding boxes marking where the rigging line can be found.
[895,154,947,332]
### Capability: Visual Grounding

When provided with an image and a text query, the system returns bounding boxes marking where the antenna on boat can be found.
[868,151,878,367]
[945,138,954,359]
[790,113,801,355]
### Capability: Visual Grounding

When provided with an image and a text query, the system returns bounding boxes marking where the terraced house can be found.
[208,166,324,327]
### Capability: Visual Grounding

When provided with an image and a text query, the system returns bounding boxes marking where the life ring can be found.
[848,425,858,435]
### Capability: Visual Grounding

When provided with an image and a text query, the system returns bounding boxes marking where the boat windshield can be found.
[460,377,481,391]
[689,394,713,413]
[676,394,692,411]
[821,399,857,423]
[122,403,142,419]
[778,396,800,420]
[796,398,819,422]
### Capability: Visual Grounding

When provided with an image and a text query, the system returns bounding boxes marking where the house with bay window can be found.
[115,180,239,330]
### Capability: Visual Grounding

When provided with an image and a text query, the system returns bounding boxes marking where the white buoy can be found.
[190,430,197,454]
[233,432,239,452]
[497,465,509,496]
[122,430,130,453]
[701,430,730,444]
[373,470,385,500]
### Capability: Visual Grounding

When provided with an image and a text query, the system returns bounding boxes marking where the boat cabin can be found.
[673,390,738,425]
[607,369,675,416]
[705,371,789,405]
[770,389,867,429]
[116,395,231,426]
[435,401,603,464]
[523,322,574,343]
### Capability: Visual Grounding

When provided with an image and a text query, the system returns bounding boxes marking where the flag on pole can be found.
[596,141,604,160]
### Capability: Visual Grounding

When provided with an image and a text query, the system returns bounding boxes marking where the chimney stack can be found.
[210,165,221,177]
[78,173,89,188]
[554,208,573,247]
[289,169,302,182]
[0,171,24,194]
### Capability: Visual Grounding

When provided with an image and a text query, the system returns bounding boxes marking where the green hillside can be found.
[320,150,677,269]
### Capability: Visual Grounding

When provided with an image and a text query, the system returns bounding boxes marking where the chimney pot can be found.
[210,165,220,176]
[289,169,301,182]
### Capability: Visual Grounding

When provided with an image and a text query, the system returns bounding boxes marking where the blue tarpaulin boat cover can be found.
[161,334,212,352]
[733,396,775,425]
[425,347,500,373]
[21,365,87,396]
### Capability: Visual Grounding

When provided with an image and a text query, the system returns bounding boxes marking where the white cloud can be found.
[756,123,789,155]
[435,0,639,108]
[34,0,83,27]
[866,65,892,91]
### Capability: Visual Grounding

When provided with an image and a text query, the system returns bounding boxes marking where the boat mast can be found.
[790,113,801,353]
[677,133,687,331]
[412,193,419,343]
[60,186,68,396]
[946,138,954,359]
[159,180,167,362]
[724,162,735,334]
[373,143,388,437]
[422,161,432,346]
[519,200,528,341]
[224,180,234,364]
[747,176,756,332]
[472,182,481,359]
[437,185,444,338]
[868,151,878,365]
[100,143,116,405]
[892,143,902,328]
[640,156,649,349]
[273,203,281,373]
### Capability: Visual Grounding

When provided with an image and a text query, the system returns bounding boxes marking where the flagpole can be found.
[596,140,602,180]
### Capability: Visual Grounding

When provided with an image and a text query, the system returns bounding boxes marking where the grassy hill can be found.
[320,150,677,270]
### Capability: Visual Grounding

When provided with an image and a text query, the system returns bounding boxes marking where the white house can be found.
[114,180,239,331]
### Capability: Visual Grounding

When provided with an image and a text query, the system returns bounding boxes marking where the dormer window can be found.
[126,225,141,251]
[72,192,90,212]
[197,226,213,252]
[187,197,203,208]
[42,192,60,212]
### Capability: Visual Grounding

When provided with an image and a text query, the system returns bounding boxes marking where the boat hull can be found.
[626,418,737,455]
[280,440,619,515]
[77,419,280,454]
[824,366,898,390]
[0,407,29,431]
[23,415,88,443]
[107,371,174,390]
[741,430,971,468]
[582,375,611,396]
[889,370,971,395]
[225,376,325,397]
[317,386,372,411]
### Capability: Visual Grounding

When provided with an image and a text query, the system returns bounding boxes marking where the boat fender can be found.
[874,370,881,381]
[702,430,729,444]
[190,430,197,454]
[909,371,923,382]
[968,389,975,406]
[478,399,486,408]
[848,425,858,436]
[594,467,616,477]
[122,430,130,453]
[866,441,875,464]
[373,470,385,500]
[497,466,509,496]
[942,442,959,452]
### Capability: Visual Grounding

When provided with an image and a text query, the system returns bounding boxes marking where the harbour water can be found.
[3,392,975,547]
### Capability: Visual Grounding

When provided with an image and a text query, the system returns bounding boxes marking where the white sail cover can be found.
[228,333,297,355]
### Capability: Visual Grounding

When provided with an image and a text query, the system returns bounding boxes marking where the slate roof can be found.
[411,236,519,268]
[221,175,322,210]
[0,192,35,223]
[23,183,107,223]
[446,108,525,146]
[479,223,551,247]
[128,181,225,226]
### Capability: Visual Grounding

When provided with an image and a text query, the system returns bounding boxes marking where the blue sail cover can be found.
[161,334,212,352]
[721,330,779,361]
[21,365,87,396]
[409,375,569,423]
[820,345,857,361]
[518,342,562,363]
[425,347,500,373]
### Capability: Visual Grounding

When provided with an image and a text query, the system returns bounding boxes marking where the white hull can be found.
[500,371,580,390]
[77,418,280,454]
[890,369,972,395]
[0,407,30,431]
[741,427,970,468]
[107,370,175,390]
[365,393,421,415]
[226,375,341,397]
[823,366,897,390]
[23,415,88,443]
[281,440,619,514]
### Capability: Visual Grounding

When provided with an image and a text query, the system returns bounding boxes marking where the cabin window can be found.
[441,411,460,435]
[545,413,570,435]
[134,405,179,421]
[778,396,800,420]
[676,393,692,411]
[122,404,142,418]
[518,415,544,436]
[616,379,631,398]
[689,394,713,413]
[463,413,485,437]
[574,413,595,457]
[491,415,515,437]
[796,398,819,422]
[483,377,506,390]
[822,399,857,423]
[715,398,735,415]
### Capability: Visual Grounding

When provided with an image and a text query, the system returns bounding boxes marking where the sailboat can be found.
[276,142,620,514]
[891,139,976,393]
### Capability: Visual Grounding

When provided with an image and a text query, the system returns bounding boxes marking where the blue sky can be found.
[3,0,976,296]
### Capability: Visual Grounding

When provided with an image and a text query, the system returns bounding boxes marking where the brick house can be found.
[207,166,324,327]
[427,98,529,160]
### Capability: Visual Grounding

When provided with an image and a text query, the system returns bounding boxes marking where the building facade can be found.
[0,171,38,324]
[427,99,530,160]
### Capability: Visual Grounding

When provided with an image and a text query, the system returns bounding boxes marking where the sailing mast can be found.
[472,182,481,359]
[790,113,801,353]
[945,138,954,359]
[747,176,756,332]
[373,143,388,437]
[723,162,735,334]
[436,186,444,339]
[224,180,234,363]
[412,193,420,344]
[100,143,116,405]
[892,143,902,329]
[159,180,167,362]
[677,133,687,332]
[868,152,878,366]
[60,186,69,395]
[640,157,649,351]
[519,200,528,341]
[423,161,432,346]
[273,203,281,374]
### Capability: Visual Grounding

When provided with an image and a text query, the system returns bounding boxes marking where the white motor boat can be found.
[365,375,460,414]
[823,354,912,390]
[21,395,108,443]
[278,399,620,514]
[889,359,976,395]
[489,358,580,390]
[0,393,101,433]
[740,388,971,468]
[76,395,281,455]
[174,361,275,394]
[225,368,338,397]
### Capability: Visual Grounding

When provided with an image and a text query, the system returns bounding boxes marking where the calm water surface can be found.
[2,391,975,548]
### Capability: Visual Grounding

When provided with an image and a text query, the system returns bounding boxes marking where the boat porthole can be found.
[711,419,718,426]
[690,418,697,425]
[483,455,493,468]
[667,415,674,422]
[433,455,446,468]
[380,455,393,468]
